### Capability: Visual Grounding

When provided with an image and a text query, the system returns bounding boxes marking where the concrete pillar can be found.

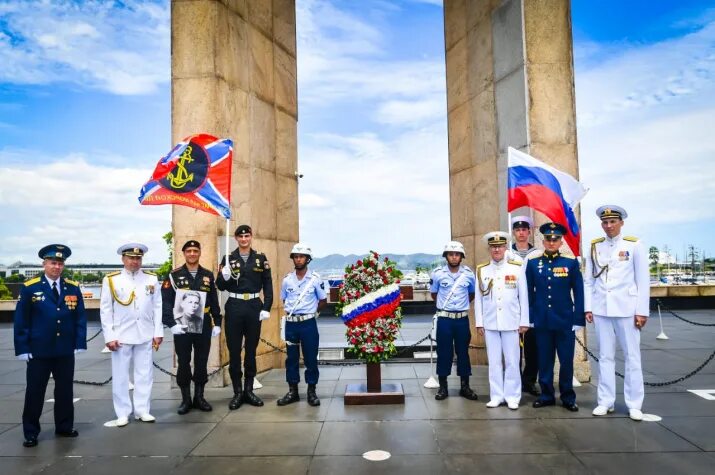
[444,0,589,380]
[171,0,298,384]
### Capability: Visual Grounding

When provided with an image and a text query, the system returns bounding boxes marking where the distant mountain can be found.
[310,253,442,272]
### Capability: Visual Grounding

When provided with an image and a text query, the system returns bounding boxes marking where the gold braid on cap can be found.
[476,264,493,296]
[108,275,135,307]
[590,242,608,279]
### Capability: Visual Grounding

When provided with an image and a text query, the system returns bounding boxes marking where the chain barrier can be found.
[73,376,112,386]
[85,327,103,343]
[575,336,715,387]
[656,299,715,327]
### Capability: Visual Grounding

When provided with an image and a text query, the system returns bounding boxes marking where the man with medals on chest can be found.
[276,243,327,407]
[526,223,584,412]
[475,232,530,410]
[161,240,222,415]
[14,244,86,448]
[100,243,163,427]
[217,224,273,410]
[429,241,479,401]
[585,205,649,421]
[510,215,540,397]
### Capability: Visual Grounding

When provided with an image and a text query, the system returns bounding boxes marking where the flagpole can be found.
[225,218,230,268]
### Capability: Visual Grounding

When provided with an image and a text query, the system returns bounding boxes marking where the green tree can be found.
[6,273,26,283]
[156,231,173,280]
[648,246,659,273]
[0,279,12,300]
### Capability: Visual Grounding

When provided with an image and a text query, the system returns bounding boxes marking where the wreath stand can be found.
[344,362,405,405]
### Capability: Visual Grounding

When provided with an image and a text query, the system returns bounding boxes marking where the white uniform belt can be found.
[228,292,260,300]
[436,310,469,319]
[285,313,317,322]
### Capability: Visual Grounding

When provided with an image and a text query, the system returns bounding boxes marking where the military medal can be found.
[145,285,155,295]
[64,295,78,310]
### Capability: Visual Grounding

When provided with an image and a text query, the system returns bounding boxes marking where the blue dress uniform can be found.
[525,224,584,409]
[280,271,326,388]
[14,245,87,446]
[430,242,479,400]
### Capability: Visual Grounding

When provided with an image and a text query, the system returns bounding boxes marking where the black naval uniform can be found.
[512,243,540,395]
[217,248,273,407]
[161,265,221,392]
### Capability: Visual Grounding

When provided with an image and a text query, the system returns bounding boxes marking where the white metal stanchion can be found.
[253,378,263,389]
[424,336,439,389]
[101,346,111,353]
[656,303,669,340]
[572,376,582,387]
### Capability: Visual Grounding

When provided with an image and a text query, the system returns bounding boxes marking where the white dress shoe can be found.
[507,401,519,410]
[115,417,129,427]
[486,399,503,408]
[629,409,643,421]
[592,405,614,416]
[135,413,156,423]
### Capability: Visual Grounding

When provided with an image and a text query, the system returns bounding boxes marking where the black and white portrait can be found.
[173,289,206,334]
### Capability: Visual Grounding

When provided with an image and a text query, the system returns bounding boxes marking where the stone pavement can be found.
[0,310,713,474]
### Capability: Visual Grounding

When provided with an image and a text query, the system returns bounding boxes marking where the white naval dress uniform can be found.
[584,234,650,410]
[475,259,529,405]
[100,269,163,419]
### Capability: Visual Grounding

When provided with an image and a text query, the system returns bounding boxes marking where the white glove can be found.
[572,325,584,332]
[211,326,221,337]
[221,266,231,280]
[259,310,271,321]
[18,353,32,361]
[74,349,86,354]
[171,324,188,335]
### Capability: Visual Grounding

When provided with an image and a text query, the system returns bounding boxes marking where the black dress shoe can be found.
[55,429,79,438]
[23,437,38,447]
[562,402,579,412]
[532,399,555,408]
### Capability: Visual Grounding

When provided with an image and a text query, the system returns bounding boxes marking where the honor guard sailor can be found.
[429,241,479,401]
[14,244,87,447]
[584,205,649,421]
[217,224,273,410]
[475,232,530,409]
[510,215,540,396]
[161,240,222,415]
[277,243,327,407]
[100,243,163,427]
[525,223,584,412]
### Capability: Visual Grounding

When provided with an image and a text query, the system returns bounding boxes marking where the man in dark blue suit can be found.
[14,244,87,447]
[525,223,584,412]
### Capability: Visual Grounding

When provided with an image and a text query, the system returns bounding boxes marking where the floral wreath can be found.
[335,251,403,363]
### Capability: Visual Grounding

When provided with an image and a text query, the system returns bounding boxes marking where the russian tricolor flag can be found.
[507,147,588,256]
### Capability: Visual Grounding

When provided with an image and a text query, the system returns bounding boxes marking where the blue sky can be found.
[0,0,713,264]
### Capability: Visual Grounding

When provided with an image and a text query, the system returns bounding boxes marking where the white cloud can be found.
[0,151,171,264]
[0,0,169,95]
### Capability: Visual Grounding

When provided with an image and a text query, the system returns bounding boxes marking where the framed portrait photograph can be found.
[173,289,207,334]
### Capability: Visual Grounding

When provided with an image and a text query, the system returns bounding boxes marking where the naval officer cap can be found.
[234,224,252,236]
[596,205,628,220]
[511,215,533,229]
[483,231,510,246]
[117,243,148,257]
[539,222,567,240]
[38,244,72,261]
[181,240,201,251]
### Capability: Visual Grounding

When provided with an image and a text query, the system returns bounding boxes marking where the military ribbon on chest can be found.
[64,295,78,310]
[552,266,569,277]
[504,274,517,288]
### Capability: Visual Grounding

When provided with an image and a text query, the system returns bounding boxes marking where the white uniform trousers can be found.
[484,329,522,404]
[594,315,644,410]
[111,341,154,419]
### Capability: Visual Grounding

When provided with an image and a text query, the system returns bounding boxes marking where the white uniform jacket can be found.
[584,234,650,318]
[475,259,529,331]
[100,269,163,344]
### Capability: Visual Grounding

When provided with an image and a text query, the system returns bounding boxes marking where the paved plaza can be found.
[0,310,713,474]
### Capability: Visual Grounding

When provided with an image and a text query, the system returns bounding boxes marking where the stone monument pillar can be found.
[444,0,588,379]
[171,0,298,384]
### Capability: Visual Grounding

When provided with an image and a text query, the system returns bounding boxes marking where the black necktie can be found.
[52,282,59,300]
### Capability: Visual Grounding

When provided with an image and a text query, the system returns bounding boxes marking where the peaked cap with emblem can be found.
[596,205,628,220]
[483,231,510,246]
[117,243,148,257]
[539,222,567,239]
[38,244,72,261]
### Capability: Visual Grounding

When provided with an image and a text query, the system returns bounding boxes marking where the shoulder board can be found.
[559,255,576,260]
[65,279,80,286]
[623,236,639,242]
[462,265,472,272]
[254,250,264,256]
[106,271,121,277]
[311,271,321,278]
[507,260,522,266]
[591,237,605,244]
[144,271,157,276]
[24,277,41,286]
[171,266,183,272]
[476,262,489,269]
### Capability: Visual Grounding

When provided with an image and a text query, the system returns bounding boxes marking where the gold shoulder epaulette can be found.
[106,271,120,277]
[24,277,41,286]
[623,236,639,242]
[144,271,157,276]
[591,237,605,244]
[476,262,489,269]
[65,279,79,286]
[507,259,522,266]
